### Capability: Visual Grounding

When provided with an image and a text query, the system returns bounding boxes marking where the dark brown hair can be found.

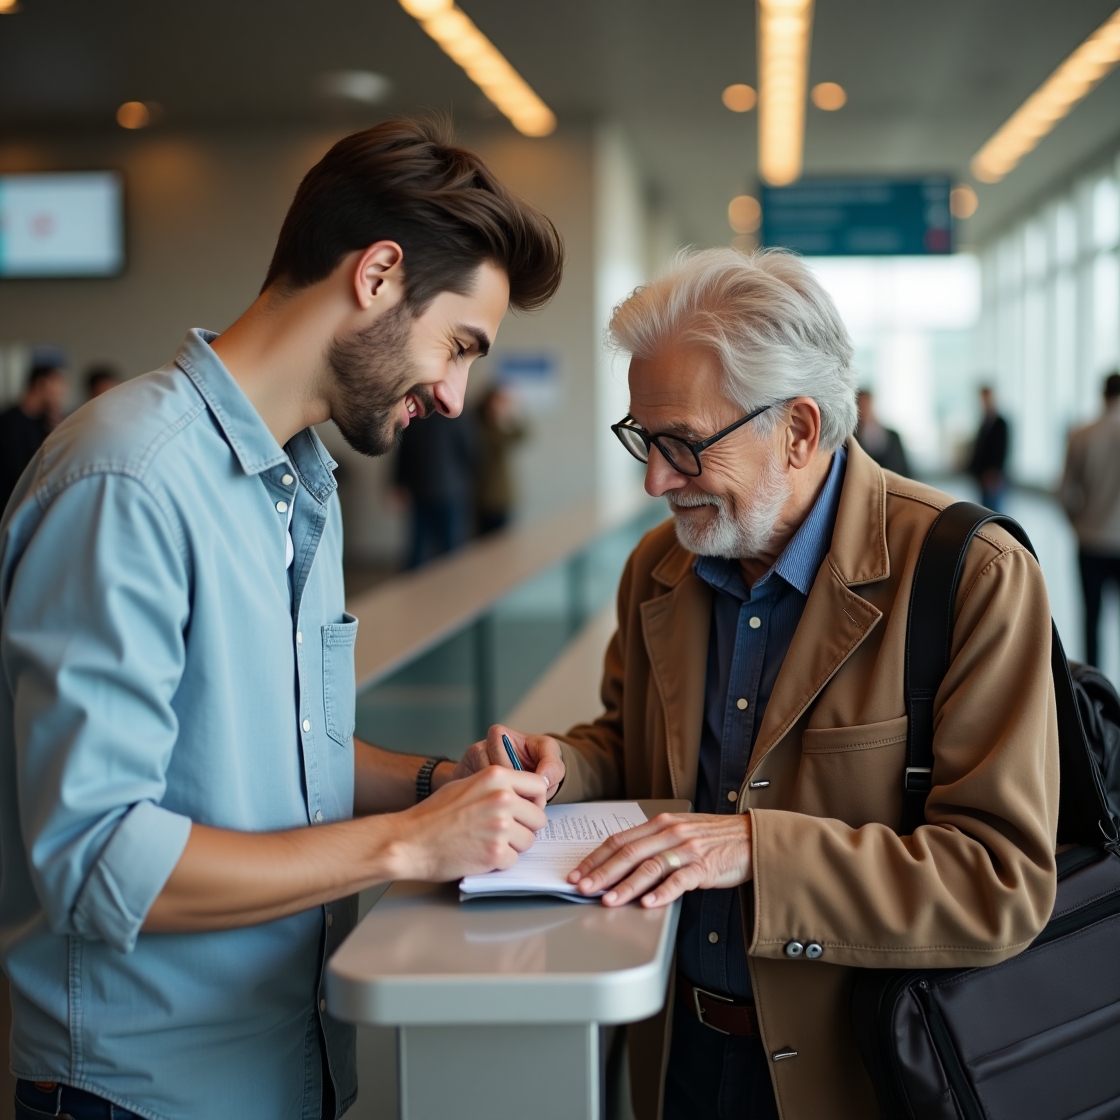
[263,118,564,313]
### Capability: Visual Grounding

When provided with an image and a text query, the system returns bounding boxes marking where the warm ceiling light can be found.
[117,102,152,129]
[971,7,1120,184]
[810,81,846,110]
[950,184,979,220]
[0,0,19,13]
[728,194,762,233]
[722,83,757,112]
[758,0,815,186]
[399,0,556,137]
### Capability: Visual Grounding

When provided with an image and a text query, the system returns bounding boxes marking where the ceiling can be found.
[2,0,1120,246]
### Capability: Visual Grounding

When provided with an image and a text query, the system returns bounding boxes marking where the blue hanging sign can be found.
[760,176,953,255]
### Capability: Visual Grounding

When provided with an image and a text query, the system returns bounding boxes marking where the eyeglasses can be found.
[610,403,774,477]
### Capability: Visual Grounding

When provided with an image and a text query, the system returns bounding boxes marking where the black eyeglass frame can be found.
[610,402,774,477]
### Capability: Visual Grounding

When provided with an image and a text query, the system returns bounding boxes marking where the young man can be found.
[0,120,564,1120]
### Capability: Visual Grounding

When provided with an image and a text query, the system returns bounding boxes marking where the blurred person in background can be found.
[475,384,527,535]
[85,363,122,399]
[855,387,910,477]
[1060,371,1120,668]
[394,409,479,567]
[968,384,1010,511]
[0,362,68,513]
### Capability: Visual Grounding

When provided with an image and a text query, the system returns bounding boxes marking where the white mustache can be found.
[669,493,723,510]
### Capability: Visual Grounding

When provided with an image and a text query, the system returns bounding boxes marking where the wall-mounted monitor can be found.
[0,171,124,278]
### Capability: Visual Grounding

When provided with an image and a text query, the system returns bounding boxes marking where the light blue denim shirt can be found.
[0,330,358,1120]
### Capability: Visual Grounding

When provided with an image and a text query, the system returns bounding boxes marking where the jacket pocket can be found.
[322,613,359,746]
[795,715,908,827]
[801,714,909,754]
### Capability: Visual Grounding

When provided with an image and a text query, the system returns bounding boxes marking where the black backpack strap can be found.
[902,501,1116,846]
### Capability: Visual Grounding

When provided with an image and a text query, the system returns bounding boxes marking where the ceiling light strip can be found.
[971,8,1120,184]
[758,0,815,186]
[399,0,556,137]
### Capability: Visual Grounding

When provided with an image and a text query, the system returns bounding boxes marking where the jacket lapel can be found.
[748,561,881,770]
[641,547,711,803]
[749,439,890,772]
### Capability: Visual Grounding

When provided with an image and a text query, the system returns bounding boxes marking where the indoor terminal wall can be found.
[0,121,667,565]
[977,149,1120,487]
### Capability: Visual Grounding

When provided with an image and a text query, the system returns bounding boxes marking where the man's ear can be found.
[785,397,822,468]
[352,241,405,310]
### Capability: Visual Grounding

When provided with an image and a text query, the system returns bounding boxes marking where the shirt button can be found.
[326,913,334,928]
[749,616,761,629]
[281,473,294,486]
[708,931,719,944]
[319,998,327,1013]
[314,809,323,823]
[806,942,824,959]
[302,718,311,732]
[784,940,805,958]
[275,500,288,514]
[736,698,748,710]
[296,631,303,644]
[727,789,738,802]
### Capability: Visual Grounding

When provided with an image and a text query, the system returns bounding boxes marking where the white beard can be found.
[669,454,791,559]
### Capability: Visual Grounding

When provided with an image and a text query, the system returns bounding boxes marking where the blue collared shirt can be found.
[676,447,847,999]
[0,331,358,1120]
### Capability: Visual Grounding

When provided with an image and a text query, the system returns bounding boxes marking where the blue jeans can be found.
[662,1000,779,1120]
[14,1081,142,1120]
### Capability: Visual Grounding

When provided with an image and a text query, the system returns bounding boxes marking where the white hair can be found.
[609,247,858,452]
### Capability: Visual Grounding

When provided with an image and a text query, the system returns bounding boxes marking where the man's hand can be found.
[393,765,549,881]
[568,812,753,908]
[146,766,547,932]
[452,724,566,797]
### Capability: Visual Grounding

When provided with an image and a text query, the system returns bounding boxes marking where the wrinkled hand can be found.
[452,724,566,798]
[568,812,753,908]
[395,766,548,881]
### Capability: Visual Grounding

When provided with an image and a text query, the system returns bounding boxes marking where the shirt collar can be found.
[693,444,848,599]
[175,329,338,504]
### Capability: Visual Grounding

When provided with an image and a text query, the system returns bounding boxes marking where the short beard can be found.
[669,453,791,560]
[327,302,435,458]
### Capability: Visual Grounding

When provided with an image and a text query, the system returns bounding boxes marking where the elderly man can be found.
[462,248,1058,1120]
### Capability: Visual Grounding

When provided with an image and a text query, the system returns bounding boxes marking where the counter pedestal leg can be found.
[398,1023,599,1120]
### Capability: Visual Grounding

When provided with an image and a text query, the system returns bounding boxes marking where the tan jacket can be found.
[554,438,1059,1120]
[1060,406,1120,552]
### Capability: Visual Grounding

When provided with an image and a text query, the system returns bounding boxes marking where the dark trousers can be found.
[662,1000,779,1120]
[406,498,469,569]
[477,509,509,537]
[1079,549,1120,667]
[980,482,1008,513]
[15,1080,142,1120]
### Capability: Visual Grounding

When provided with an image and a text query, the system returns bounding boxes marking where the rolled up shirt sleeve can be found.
[3,472,193,952]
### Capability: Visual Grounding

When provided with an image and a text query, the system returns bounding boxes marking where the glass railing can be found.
[353,502,666,758]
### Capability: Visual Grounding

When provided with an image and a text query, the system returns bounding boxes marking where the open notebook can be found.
[459,801,647,902]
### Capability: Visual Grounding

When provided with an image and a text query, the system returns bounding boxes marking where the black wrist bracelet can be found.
[415,757,450,803]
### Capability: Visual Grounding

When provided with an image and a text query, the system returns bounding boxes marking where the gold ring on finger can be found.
[663,850,682,873]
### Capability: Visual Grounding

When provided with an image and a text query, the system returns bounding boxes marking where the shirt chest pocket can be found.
[322,613,359,746]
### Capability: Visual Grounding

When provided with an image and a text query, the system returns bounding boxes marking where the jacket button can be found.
[805,942,824,959]
[783,940,804,958]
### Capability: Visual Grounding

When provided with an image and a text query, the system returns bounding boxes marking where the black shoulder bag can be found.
[851,502,1120,1120]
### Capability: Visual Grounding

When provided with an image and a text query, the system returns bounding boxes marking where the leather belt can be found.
[676,973,760,1037]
